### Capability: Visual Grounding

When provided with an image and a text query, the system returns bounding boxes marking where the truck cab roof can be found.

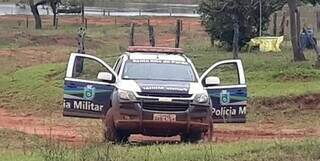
[125,46,188,62]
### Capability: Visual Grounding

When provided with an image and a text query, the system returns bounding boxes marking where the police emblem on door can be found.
[220,90,230,105]
[84,85,95,100]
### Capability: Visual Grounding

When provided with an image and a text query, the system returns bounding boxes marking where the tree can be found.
[28,0,47,29]
[199,0,286,49]
[288,0,306,61]
[288,0,320,61]
[49,0,61,27]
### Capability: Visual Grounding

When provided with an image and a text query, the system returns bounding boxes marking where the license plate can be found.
[153,114,176,122]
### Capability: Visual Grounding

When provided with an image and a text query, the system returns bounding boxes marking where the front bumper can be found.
[114,99,211,136]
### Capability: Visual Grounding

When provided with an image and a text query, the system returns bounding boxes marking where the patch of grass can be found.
[0,128,319,161]
[0,64,65,111]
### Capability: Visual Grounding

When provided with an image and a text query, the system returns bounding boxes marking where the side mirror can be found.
[205,76,220,86]
[97,72,113,82]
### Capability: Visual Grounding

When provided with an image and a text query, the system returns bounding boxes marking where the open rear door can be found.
[63,53,117,118]
[200,60,247,123]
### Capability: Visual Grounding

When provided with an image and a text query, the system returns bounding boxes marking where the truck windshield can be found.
[122,60,196,82]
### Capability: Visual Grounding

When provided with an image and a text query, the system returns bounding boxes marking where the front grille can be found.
[142,102,189,112]
[137,92,192,98]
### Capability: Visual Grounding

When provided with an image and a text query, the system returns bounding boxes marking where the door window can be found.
[72,57,113,82]
[205,63,240,86]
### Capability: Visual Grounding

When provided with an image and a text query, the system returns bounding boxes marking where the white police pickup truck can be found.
[63,46,247,143]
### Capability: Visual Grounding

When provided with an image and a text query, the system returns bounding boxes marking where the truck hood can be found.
[135,80,189,94]
[117,80,206,95]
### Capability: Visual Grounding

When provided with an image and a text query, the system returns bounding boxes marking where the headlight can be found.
[118,89,136,101]
[194,93,209,104]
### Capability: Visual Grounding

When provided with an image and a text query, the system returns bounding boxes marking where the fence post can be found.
[85,18,87,29]
[148,24,155,47]
[175,19,181,48]
[273,12,278,36]
[180,19,183,32]
[26,15,29,28]
[233,22,239,59]
[170,8,172,17]
[114,16,117,25]
[129,23,135,46]
[103,9,106,16]
[55,17,58,29]
[316,11,320,30]
[279,12,286,36]
[81,2,84,24]
[139,9,142,16]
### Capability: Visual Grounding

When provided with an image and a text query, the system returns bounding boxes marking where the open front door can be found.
[63,53,117,118]
[200,60,247,123]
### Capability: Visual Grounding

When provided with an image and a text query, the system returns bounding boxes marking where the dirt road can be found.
[0,108,319,145]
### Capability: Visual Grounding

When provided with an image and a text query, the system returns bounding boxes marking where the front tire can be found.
[181,132,203,143]
[103,108,129,143]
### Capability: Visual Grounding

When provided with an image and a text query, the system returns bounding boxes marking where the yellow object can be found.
[248,36,284,52]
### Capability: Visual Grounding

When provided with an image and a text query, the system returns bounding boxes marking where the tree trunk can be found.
[50,2,57,26]
[288,0,306,61]
[29,0,42,29]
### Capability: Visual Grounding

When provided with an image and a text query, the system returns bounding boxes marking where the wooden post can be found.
[180,19,183,32]
[175,19,181,48]
[233,22,239,59]
[139,9,142,16]
[316,11,320,30]
[148,25,155,47]
[81,2,84,24]
[85,18,87,29]
[26,15,29,28]
[108,10,110,16]
[147,19,150,26]
[170,8,172,17]
[129,23,135,46]
[103,9,106,16]
[279,12,286,36]
[273,12,278,36]
[114,16,117,25]
[55,17,58,29]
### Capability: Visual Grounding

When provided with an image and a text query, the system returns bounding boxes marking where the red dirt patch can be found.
[0,108,83,145]
[0,107,319,145]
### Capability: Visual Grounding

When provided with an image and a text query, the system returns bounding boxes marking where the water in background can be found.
[0,3,199,17]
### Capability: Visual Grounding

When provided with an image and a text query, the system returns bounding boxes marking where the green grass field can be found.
[0,16,320,161]
[1,17,320,112]
[1,129,320,161]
